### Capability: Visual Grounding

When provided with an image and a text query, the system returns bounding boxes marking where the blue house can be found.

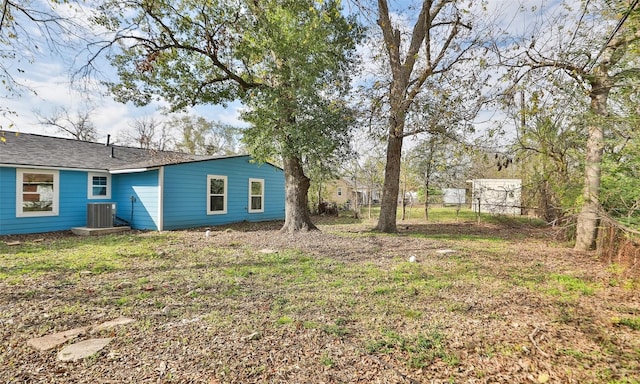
[0,132,285,235]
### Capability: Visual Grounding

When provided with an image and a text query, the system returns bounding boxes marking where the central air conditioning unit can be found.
[87,203,115,228]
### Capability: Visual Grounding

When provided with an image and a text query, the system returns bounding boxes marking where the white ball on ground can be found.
[409,255,417,263]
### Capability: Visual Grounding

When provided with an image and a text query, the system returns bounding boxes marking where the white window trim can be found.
[87,172,112,199]
[16,168,59,217]
[248,178,264,213]
[207,175,227,215]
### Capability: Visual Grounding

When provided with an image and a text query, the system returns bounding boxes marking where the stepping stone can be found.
[27,326,90,351]
[57,338,114,362]
[27,317,135,351]
[92,316,135,332]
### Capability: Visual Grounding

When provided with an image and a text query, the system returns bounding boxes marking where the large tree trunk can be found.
[375,0,444,233]
[376,130,403,232]
[575,81,609,251]
[280,155,318,233]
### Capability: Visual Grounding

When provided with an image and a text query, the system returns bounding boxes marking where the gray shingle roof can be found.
[0,131,219,171]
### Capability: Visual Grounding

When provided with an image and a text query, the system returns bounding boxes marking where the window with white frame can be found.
[207,175,227,214]
[88,172,111,199]
[248,178,264,213]
[16,169,59,217]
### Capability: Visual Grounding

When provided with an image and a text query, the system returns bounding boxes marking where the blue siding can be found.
[0,156,284,235]
[112,170,160,231]
[0,168,113,235]
[162,156,285,230]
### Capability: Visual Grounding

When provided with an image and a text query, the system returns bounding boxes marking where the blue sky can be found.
[1,0,584,146]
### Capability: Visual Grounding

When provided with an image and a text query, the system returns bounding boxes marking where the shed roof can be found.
[0,131,234,172]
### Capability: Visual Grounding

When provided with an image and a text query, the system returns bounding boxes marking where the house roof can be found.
[0,131,238,172]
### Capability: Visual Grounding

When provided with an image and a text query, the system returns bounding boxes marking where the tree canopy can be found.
[497,0,640,249]
[92,0,361,232]
[369,0,489,233]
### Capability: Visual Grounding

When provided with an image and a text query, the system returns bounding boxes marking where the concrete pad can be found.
[57,338,114,362]
[92,316,135,332]
[27,326,90,351]
[71,226,130,236]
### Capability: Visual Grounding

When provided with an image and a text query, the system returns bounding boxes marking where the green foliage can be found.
[239,0,360,163]
[168,114,242,155]
[408,135,471,210]
[96,0,361,229]
[601,91,640,227]
[515,108,584,222]
[95,0,361,165]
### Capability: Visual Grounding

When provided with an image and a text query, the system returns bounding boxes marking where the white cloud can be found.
[2,54,244,142]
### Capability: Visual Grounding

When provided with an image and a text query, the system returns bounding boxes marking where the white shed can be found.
[469,179,522,215]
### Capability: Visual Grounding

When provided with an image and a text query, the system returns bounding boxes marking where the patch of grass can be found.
[510,265,546,288]
[56,304,86,316]
[222,265,254,278]
[323,323,349,337]
[558,348,587,359]
[613,316,640,331]
[202,312,233,328]
[302,320,320,329]
[276,316,294,325]
[556,304,579,324]
[0,234,165,280]
[114,297,130,306]
[482,214,547,227]
[373,285,394,295]
[366,327,451,369]
[544,273,597,299]
[402,309,422,319]
[446,302,470,313]
[391,263,431,282]
[318,317,351,337]
[320,352,335,367]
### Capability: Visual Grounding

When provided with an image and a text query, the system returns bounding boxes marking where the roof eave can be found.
[0,163,109,172]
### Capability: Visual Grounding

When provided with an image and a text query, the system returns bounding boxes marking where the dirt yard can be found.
[1,217,639,383]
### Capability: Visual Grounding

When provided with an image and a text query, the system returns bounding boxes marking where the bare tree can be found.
[1,1,91,120]
[372,0,488,232]
[119,117,171,150]
[360,154,385,219]
[36,107,97,141]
